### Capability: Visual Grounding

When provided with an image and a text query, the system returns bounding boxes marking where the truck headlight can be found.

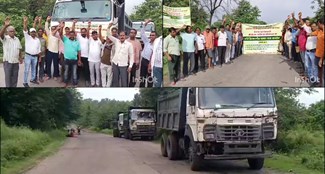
[262,123,274,139]
[203,125,216,140]
[131,126,137,130]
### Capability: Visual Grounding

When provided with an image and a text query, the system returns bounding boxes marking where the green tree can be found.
[0,88,81,130]
[219,0,266,25]
[130,0,162,36]
[311,0,324,22]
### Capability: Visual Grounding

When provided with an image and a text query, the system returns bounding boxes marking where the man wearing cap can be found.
[23,16,41,87]
[44,16,61,81]
[107,22,134,87]
[203,26,214,68]
[0,17,23,87]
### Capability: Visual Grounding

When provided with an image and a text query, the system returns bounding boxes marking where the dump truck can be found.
[113,112,127,138]
[124,107,156,140]
[157,88,278,171]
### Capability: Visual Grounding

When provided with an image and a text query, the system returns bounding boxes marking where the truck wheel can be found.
[125,131,129,139]
[248,158,264,170]
[113,129,118,137]
[161,134,168,157]
[130,134,134,140]
[188,142,203,171]
[117,130,121,138]
[167,134,178,160]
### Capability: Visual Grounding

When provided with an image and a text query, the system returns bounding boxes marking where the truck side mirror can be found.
[189,93,196,106]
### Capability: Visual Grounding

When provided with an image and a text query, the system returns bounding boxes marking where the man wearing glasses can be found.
[140,19,157,87]
[0,17,23,87]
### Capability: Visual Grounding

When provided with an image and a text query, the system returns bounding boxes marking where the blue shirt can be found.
[226,31,233,44]
[63,36,81,60]
[291,29,299,44]
[180,32,196,52]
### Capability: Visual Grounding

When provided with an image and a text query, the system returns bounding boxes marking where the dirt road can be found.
[166,54,309,87]
[25,132,283,174]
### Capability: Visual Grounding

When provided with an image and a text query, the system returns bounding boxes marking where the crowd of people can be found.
[164,18,244,85]
[1,17,163,87]
[280,12,324,87]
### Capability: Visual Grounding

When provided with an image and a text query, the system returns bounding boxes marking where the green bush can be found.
[271,127,324,171]
[100,129,113,135]
[0,120,65,168]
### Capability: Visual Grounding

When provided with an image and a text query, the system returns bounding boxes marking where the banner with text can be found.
[163,5,191,28]
[242,23,283,54]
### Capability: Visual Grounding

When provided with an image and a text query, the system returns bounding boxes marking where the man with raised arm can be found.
[0,17,23,87]
[107,23,134,87]
[72,20,91,86]
[44,16,61,81]
[59,22,82,87]
[22,16,41,87]
[32,16,47,83]
[99,25,114,87]
[88,24,103,87]
[139,19,157,87]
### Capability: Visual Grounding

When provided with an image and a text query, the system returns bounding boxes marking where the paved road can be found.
[0,63,141,87]
[25,131,284,174]
[166,54,309,87]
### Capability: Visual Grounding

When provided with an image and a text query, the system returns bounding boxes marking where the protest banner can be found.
[163,5,191,28]
[242,23,283,54]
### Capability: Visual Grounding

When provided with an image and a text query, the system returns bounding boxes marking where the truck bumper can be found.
[204,152,272,160]
[130,131,155,137]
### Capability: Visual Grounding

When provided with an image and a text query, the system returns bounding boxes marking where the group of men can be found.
[1,17,163,87]
[164,18,243,85]
[281,12,324,87]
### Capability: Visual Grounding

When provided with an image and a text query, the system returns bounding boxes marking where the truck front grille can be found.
[216,125,261,141]
[137,125,155,132]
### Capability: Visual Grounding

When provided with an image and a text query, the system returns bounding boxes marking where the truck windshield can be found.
[133,23,155,32]
[198,88,274,109]
[137,112,155,119]
[52,0,112,21]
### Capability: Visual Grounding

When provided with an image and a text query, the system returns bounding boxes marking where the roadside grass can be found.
[89,127,113,136]
[0,53,3,63]
[0,120,66,174]
[99,129,113,135]
[265,154,324,174]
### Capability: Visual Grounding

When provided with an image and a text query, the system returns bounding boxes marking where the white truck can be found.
[124,107,156,140]
[50,0,132,37]
[157,88,278,171]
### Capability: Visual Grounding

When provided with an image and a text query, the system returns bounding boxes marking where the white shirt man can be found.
[1,25,22,87]
[107,29,134,87]
[23,28,41,87]
[88,36,102,87]
[195,33,205,51]
[218,31,228,47]
[150,36,163,87]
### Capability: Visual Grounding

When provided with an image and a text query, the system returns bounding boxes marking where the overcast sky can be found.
[77,88,323,106]
[125,0,146,15]
[248,0,315,23]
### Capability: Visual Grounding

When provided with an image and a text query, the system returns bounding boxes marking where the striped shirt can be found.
[0,35,22,63]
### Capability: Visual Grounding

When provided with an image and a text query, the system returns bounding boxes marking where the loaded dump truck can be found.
[124,107,156,140]
[113,112,127,138]
[157,88,278,171]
